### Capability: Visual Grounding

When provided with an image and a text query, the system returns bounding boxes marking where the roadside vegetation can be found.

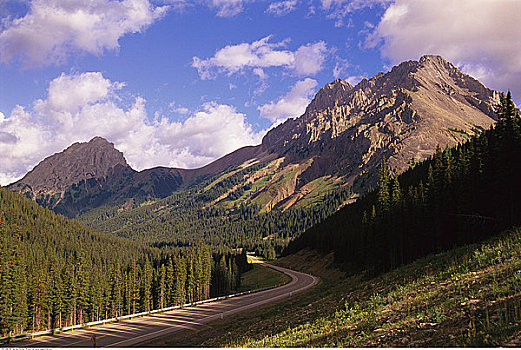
[237,261,291,293]
[144,228,521,347]
[242,227,521,347]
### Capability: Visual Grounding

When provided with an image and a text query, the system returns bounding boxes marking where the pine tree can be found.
[158,264,166,309]
[185,254,196,303]
[165,258,174,307]
[496,91,519,120]
[76,254,89,324]
[173,256,186,305]
[142,258,153,312]
[109,266,122,318]
[48,263,63,329]
[129,260,139,314]
[61,264,76,327]
[391,177,402,206]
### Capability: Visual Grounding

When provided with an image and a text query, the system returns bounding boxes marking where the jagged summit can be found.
[261,55,499,191]
[306,78,353,112]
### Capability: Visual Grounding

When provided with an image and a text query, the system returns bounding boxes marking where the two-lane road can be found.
[12,258,318,348]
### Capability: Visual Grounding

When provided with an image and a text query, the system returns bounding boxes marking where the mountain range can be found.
[9,55,499,218]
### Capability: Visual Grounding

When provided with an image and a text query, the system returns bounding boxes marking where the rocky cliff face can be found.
[261,55,498,191]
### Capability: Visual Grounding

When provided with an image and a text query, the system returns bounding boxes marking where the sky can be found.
[1,0,520,185]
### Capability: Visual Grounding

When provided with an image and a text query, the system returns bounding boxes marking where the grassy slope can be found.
[143,228,521,347]
[237,263,291,293]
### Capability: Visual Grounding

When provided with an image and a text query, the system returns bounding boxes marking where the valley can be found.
[8,56,499,254]
[2,55,521,347]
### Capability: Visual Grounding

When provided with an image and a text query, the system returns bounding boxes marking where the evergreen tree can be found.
[142,258,153,312]
[496,91,519,120]
[158,264,166,309]
[173,256,186,305]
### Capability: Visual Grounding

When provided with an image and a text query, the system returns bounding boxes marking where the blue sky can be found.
[1,0,520,185]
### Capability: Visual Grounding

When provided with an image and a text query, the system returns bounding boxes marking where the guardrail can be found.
[0,284,279,345]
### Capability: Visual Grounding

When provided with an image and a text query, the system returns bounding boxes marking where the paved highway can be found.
[11,258,318,348]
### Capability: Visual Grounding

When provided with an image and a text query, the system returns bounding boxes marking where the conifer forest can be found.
[0,187,249,336]
[1,91,520,341]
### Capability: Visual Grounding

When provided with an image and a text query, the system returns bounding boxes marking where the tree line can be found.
[286,92,521,276]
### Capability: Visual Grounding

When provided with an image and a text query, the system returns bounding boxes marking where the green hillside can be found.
[76,162,351,257]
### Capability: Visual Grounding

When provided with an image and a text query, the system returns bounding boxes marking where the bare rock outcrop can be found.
[261,55,498,190]
[10,137,129,198]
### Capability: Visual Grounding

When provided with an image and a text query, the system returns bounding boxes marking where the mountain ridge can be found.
[9,55,499,216]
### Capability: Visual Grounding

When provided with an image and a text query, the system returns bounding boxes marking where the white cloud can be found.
[169,102,191,115]
[0,0,167,67]
[192,36,293,79]
[368,0,521,101]
[332,57,350,78]
[156,102,264,165]
[266,0,297,16]
[210,0,244,17]
[253,67,267,80]
[345,75,364,86]
[192,36,329,80]
[258,78,318,123]
[293,41,328,76]
[0,72,264,185]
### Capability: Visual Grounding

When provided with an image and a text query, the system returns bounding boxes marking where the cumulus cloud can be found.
[368,0,521,101]
[156,102,263,162]
[266,0,297,16]
[192,36,329,80]
[293,41,329,76]
[0,72,264,185]
[332,57,350,78]
[258,78,318,123]
[0,0,167,67]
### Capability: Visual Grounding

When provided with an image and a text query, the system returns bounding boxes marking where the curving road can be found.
[11,258,318,348]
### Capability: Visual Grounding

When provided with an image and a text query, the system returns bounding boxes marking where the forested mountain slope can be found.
[286,92,521,276]
[0,187,248,337]
[4,55,503,266]
[76,166,351,251]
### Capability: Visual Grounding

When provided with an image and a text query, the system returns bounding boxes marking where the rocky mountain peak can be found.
[10,136,129,195]
[306,78,353,112]
[261,55,499,194]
